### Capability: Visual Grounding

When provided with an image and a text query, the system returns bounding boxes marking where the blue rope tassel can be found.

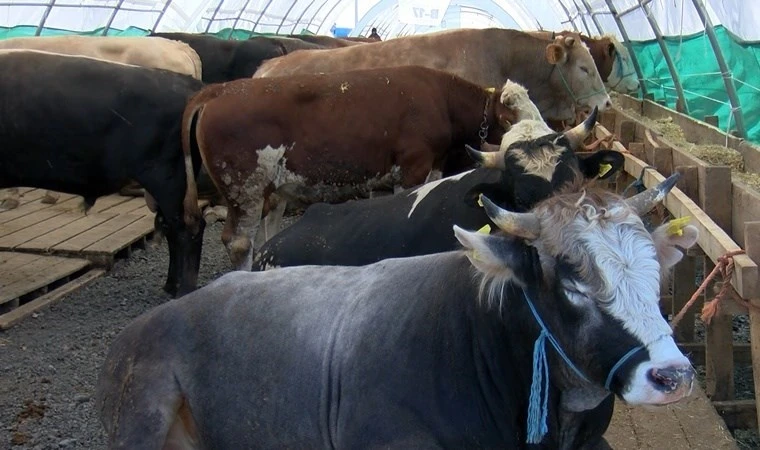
[527,329,550,444]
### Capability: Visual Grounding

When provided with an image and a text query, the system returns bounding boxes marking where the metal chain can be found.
[479,95,490,144]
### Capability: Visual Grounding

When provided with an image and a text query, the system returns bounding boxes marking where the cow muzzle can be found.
[622,337,695,405]
[648,364,695,397]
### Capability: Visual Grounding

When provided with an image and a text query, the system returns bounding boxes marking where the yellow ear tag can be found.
[486,87,496,93]
[667,216,691,237]
[477,224,492,235]
[598,163,612,177]
[477,194,484,207]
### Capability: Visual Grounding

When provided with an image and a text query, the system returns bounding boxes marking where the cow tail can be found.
[181,97,205,230]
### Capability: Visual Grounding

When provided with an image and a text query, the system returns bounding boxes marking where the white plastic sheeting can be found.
[0,1,757,41]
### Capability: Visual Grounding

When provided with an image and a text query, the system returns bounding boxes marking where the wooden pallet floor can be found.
[0,251,104,329]
[0,187,156,267]
[605,386,738,449]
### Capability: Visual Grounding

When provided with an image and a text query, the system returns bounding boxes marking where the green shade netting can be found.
[0,25,315,40]
[631,25,760,144]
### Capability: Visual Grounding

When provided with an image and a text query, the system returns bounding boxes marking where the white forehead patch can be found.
[407,170,471,218]
[500,120,554,151]
[577,207,672,346]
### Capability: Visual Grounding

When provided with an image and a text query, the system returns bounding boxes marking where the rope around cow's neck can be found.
[607,52,638,91]
[521,288,645,444]
[554,63,608,104]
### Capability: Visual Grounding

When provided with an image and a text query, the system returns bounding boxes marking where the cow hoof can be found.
[163,282,178,297]
[0,198,19,210]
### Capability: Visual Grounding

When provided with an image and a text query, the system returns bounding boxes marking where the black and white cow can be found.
[95,174,698,449]
[252,109,623,270]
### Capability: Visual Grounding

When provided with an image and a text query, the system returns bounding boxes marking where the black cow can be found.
[252,113,624,270]
[95,175,698,449]
[0,50,205,296]
[149,32,286,83]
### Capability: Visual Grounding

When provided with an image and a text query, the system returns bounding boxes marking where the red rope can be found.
[670,250,750,330]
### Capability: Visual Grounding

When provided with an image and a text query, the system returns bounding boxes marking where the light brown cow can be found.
[182,67,538,270]
[254,28,611,122]
[0,35,202,79]
[529,31,639,94]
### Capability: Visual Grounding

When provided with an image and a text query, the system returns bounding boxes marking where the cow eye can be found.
[563,282,590,306]
[580,66,590,75]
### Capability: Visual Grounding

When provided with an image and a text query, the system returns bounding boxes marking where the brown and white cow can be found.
[254,28,611,122]
[182,67,538,270]
[529,30,639,94]
[0,35,202,79]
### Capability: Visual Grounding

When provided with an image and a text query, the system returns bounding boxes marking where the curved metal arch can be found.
[228,0,253,39]
[602,0,649,97]
[152,0,174,32]
[290,0,321,34]
[251,0,278,36]
[35,0,57,36]
[311,0,347,35]
[304,0,340,33]
[690,0,746,138]
[350,0,520,37]
[102,0,126,36]
[638,0,689,113]
[275,0,302,34]
[204,0,226,33]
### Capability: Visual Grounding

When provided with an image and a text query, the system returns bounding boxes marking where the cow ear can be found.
[454,225,526,282]
[546,43,567,65]
[577,150,624,180]
[563,36,576,47]
[651,219,699,270]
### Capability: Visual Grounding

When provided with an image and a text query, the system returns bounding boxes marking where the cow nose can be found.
[604,99,612,110]
[647,365,695,393]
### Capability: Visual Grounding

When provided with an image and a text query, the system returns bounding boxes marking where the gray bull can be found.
[96,175,698,449]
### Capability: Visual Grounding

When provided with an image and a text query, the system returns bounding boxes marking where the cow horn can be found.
[563,106,598,150]
[625,172,681,216]
[466,144,506,170]
[480,195,540,240]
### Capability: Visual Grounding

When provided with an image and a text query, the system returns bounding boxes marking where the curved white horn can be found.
[564,106,598,150]
[481,195,540,240]
[625,172,681,215]
[466,144,506,170]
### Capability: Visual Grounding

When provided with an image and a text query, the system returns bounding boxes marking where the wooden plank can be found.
[713,400,757,431]
[745,221,760,431]
[678,342,752,366]
[0,269,105,330]
[89,195,134,214]
[672,254,697,343]
[0,251,44,268]
[615,119,636,147]
[628,142,645,161]
[731,180,760,248]
[84,214,154,255]
[0,193,78,226]
[0,256,90,305]
[0,210,85,249]
[597,125,758,299]
[53,214,144,253]
[17,212,117,251]
[644,129,674,177]
[101,197,150,216]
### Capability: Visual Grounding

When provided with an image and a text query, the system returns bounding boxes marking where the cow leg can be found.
[0,187,20,209]
[221,199,263,271]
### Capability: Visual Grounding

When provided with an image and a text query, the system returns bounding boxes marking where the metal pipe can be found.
[35,0,56,36]
[570,0,593,35]
[557,0,580,32]
[204,0,225,33]
[639,0,689,113]
[602,0,649,97]
[617,0,653,18]
[290,0,319,34]
[275,0,302,34]
[304,0,335,34]
[689,0,746,137]
[313,0,345,35]
[152,0,174,32]
[251,0,276,36]
[227,0,252,39]
[102,0,126,36]
[579,0,603,35]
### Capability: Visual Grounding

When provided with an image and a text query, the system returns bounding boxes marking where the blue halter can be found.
[521,288,645,444]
